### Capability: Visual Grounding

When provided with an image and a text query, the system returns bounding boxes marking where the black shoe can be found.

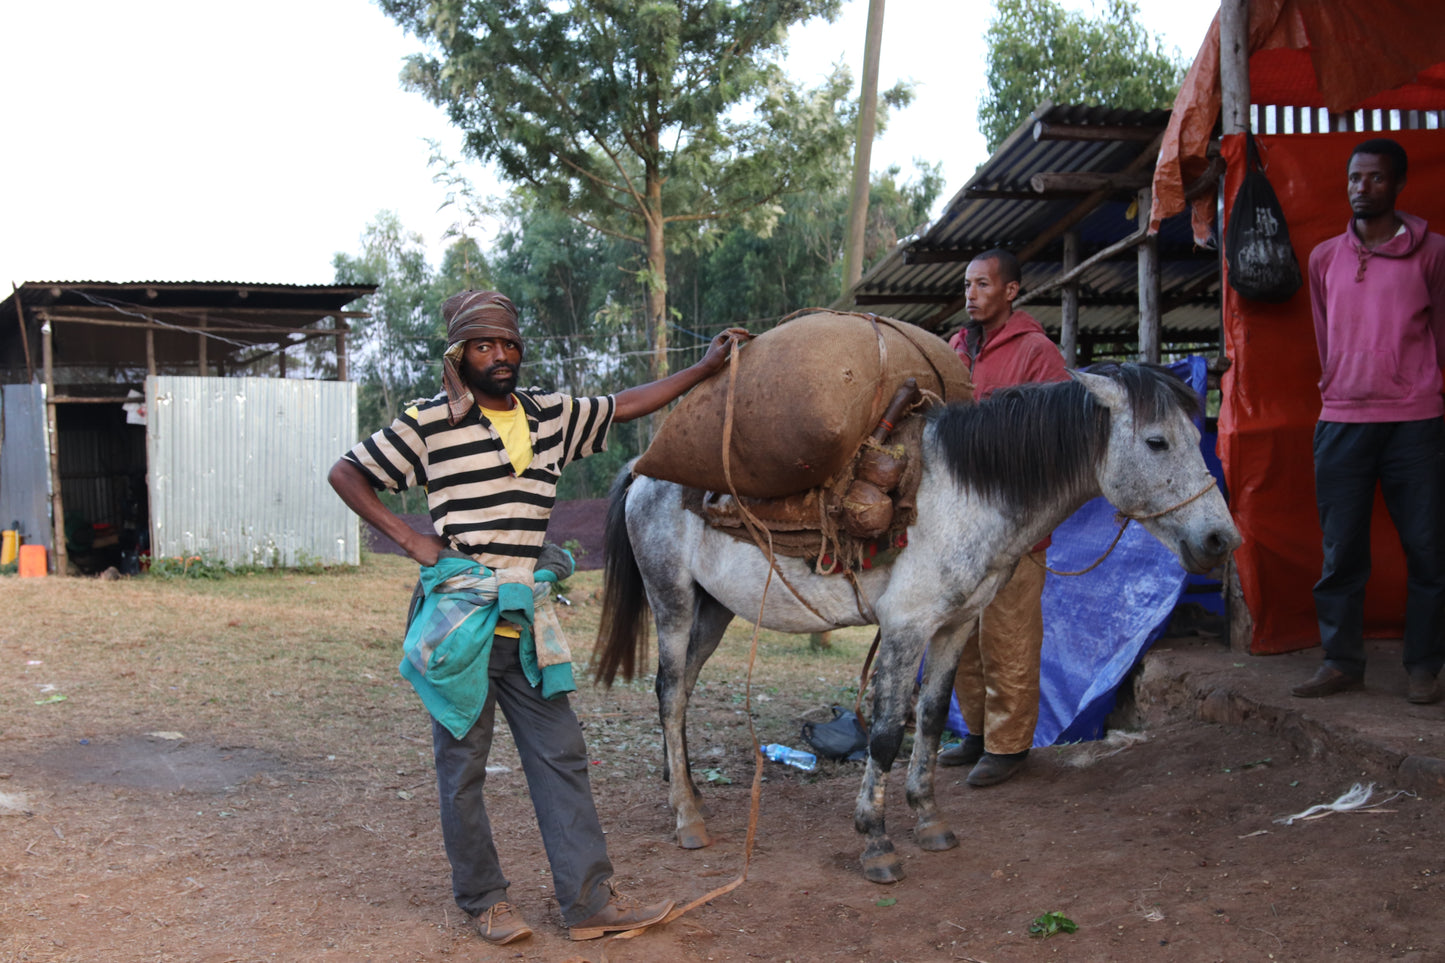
[938,734,984,767]
[1290,665,1363,698]
[966,750,1028,787]
[1407,668,1441,705]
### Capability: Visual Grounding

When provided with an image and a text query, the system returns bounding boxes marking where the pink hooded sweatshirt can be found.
[1308,211,1445,423]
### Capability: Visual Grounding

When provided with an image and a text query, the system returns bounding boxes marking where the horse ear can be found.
[1074,370,1127,411]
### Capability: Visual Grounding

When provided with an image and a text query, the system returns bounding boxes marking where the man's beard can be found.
[464,362,519,399]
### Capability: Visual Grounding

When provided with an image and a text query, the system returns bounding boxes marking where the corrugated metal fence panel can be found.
[148,377,359,567]
[0,385,53,549]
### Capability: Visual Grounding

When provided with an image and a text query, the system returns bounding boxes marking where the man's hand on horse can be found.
[701,327,753,372]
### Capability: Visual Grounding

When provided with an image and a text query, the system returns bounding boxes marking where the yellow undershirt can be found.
[483,398,533,476]
[482,398,532,637]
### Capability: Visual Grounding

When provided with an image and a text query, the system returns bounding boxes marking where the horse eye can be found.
[1146,437,1169,452]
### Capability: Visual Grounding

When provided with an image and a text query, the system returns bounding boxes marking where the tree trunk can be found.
[644,163,669,439]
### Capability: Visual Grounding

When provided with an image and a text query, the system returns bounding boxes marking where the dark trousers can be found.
[431,635,613,925]
[1313,418,1445,677]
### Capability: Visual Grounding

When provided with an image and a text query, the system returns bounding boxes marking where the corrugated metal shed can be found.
[148,376,359,567]
[0,280,374,573]
[843,103,1220,355]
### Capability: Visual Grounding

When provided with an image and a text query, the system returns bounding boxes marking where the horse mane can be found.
[927,362,1199,519]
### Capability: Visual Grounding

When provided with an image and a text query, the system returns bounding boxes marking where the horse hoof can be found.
[677,823,711,850]
[860,845,905,884]
[916,827,958,852]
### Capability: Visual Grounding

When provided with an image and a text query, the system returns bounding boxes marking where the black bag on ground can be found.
[802,706,868,761]
[1225,132,1303,303]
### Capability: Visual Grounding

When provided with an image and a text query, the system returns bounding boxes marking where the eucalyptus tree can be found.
[377,0,855,384]
[979,0,1187,152]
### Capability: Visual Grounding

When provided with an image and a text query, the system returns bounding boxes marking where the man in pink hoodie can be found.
[938,248,1069,786]
[1293,138,1445,705]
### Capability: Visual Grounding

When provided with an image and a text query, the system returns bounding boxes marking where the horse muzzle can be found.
[1178,523,1242,575]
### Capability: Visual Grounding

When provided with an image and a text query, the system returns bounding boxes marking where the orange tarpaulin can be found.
[1218,130,1445,653]
[1151,0,1445,242]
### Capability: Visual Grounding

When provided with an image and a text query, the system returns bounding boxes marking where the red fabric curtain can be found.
[1219,130,1445,653]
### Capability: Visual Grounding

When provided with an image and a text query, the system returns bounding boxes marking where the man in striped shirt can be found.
[328,290,743,944]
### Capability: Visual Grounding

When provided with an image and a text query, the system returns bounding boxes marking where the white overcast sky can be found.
[0,1,1217,288]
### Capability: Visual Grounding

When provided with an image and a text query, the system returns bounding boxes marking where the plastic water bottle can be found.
[761,743,817,772]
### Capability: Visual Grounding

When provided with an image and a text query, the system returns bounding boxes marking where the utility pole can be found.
[841,0,886,295]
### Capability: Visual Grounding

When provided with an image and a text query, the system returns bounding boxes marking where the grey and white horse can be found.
[593,363,1240,884]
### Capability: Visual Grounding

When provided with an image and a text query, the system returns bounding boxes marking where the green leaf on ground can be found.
[1029,911,1078,938]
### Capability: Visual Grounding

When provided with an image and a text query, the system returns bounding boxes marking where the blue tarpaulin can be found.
[944,356,1221,746]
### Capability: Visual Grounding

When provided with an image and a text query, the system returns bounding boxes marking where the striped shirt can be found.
[343,388,615,571]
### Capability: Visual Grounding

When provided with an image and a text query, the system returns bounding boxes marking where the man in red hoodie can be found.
[938,248,1069,786]
[1293,138,1445,705]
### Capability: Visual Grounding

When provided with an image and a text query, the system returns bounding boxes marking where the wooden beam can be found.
[1014,227,1149,306]
[962,187,1101,202]
[50,395,138,404]
[1184,156,1228,201]
[853,293,957,305]
[904,247,992,266]
[1029,170,1152,193]
[41,313,346,336]
[1033,121,1166,143]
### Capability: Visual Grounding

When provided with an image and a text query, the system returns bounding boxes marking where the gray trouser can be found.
[431,635,613,925]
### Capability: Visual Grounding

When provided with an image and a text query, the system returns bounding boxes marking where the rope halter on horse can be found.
[1035,475,1219,578]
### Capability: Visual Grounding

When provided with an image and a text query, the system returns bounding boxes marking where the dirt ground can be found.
[2,526,1444,962]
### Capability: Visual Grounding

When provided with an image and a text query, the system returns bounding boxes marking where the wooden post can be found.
[336,323,348,382]
[11,283,34,383]
[1060,230,1080,367]
[841,0,886,294]
[1136,186,1161,363]
[1219,0,1257,650]
[41,316,66,577]
[146,325,156,378]
[278,345,287,378]
[1220,0,1251,136]
[197,313,208,375]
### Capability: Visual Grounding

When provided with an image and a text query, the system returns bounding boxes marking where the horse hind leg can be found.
[656,589,732,850]
[907,635,966,853]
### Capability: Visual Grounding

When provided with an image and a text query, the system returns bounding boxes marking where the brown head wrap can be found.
[439,290,524,424]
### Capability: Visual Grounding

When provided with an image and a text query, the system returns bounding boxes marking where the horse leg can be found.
[853,629,926,884]
[907,627,968,853]
[656,589,732,849]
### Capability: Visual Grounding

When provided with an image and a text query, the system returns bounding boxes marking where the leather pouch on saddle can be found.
[633,310,972,498]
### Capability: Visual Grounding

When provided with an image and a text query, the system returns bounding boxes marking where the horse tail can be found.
[592,466,651,687]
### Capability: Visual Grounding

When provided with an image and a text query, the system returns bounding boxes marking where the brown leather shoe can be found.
[1291,665,1363,698]
[966,750,1028,787]
[938,734,984,768]
[472,901,532,945]
[1407,669,1441,705]
[569,892,675,941]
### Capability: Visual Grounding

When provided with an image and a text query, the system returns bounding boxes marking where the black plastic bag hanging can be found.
[1225,132,1303,303]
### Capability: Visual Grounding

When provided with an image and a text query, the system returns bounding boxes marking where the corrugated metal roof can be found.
[844,103,1220,344]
